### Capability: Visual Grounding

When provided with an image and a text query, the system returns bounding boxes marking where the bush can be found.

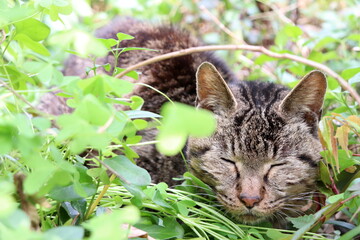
[0,0,359,239]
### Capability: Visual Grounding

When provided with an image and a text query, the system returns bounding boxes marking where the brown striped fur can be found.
[41,17,327,223]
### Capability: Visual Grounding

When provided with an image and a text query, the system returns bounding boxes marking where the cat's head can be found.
[187,62,327,223]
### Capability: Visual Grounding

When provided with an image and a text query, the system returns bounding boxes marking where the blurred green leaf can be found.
[14,18,50,41]
[156,102,216,156]
[83,206,140,240]
[14,33,50,56]
[116,32,134,41]
[0,5,36,27]
[44,226,84,240]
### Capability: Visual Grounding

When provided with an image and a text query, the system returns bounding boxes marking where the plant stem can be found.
[114,44,360,107]
[85,174,117,219]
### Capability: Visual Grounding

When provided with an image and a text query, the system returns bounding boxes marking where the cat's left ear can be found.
[279,70,327,121]
[196,62,237,114]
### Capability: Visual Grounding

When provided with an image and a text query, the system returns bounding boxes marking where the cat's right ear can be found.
[279,70,327,121]
[196,62,237,114]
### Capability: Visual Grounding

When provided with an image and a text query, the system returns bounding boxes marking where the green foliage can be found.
[157,102,216,156]
[0,0,359,239]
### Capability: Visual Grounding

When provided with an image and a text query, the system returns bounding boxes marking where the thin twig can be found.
[249,3,298,21]
[0,78,37,110]
[198,3,278,81]
[199,4,245,44]
[114,44,360,106]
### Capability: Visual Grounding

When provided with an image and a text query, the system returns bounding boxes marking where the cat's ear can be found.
[196,62,237,114]
[279,70,327,120]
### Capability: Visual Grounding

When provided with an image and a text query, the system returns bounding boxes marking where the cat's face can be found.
[187,62,326,223]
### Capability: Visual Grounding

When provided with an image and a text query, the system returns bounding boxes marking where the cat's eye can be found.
[220,157,235,164]
[269,163,287,169]
[264,162,286,182]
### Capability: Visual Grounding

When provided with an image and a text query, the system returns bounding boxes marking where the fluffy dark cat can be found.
[39,17,327,223]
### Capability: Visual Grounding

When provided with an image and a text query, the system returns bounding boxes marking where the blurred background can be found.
[45,0,360,89]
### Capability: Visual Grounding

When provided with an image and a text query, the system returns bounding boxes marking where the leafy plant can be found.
[0,0,359,239]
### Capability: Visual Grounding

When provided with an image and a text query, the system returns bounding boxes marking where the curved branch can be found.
[114,44,360,106]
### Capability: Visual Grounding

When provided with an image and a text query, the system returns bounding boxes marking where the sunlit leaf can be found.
[14,18,50,41]
[156,102,216,156]
[83,206,140,240]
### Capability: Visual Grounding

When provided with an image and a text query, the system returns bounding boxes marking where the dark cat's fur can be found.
[40,17,327,223]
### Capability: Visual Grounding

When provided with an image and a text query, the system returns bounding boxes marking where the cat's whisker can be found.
[285,196,325,207]
[173,184,216,195]
[275,211,289,223]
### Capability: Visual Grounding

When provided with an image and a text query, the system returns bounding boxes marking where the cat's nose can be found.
[239,194,261,208]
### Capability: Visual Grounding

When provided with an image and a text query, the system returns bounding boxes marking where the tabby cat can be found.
[41,17,327,223]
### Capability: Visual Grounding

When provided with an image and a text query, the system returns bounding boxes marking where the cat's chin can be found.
[237,214,266,224]
[232,212,268,224]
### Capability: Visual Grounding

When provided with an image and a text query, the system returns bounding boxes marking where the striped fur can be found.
[46,18,327,223]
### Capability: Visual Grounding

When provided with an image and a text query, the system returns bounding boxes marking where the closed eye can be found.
[264,162,287,182]
[221,157,240,179]
[220,157,235,164]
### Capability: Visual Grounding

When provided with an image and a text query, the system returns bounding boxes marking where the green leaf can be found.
[120,47,157,53]
[136,217,184,239]
[14,33,51,56]
[156,102,216,156]
[0,66,34,90]
[0,124,17,154]
[288,214,315,229]
[23,61,63,85]
[275,30,287,48]
[327,193,345,204]
[349,72,360,85]
[130,96,144,110]
[0,181,17,218]
[83,206,140,240]
[347,178,360,193]
[133,119,148,130]
[125,135,142,144]
[283,24,303,38]
[49,183,97,201]
[176,200,196,217]
[275,24,302,48]
[60,200,87,224]
[57,114,112,153]
[42,0,73,21]
[23,164,57,194]
[125,110,161,119]
[98,38,118,48]
[314,36,339,50]
[44,226,84,240]
[14,18,50,41]
[266,229,291,240]
[114,67,139,80]
[116,32,134,41]
[0,209,30,230]
[291,206,330,240]
[347,34,360,42]
[0,5,36,27]
[337,224,360,240]
[103,155,151,186]
[72,31,108,57]
[254,54,277,65]
[106,76,134,97]
[78,75,134,99]
[73,94,111,126]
